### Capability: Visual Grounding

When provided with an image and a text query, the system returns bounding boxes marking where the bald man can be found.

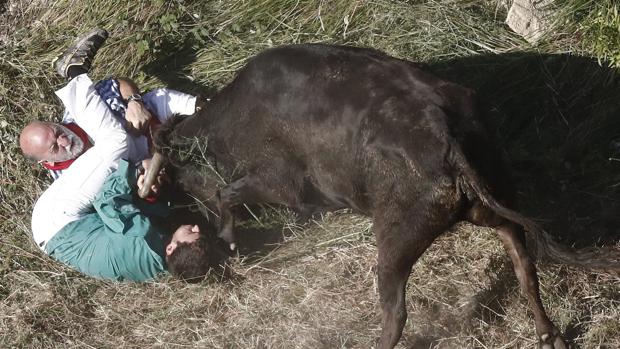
[20,26,197,235]
[21,29,210,281]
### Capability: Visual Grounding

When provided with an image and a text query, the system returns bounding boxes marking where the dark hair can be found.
[167,236,211,282]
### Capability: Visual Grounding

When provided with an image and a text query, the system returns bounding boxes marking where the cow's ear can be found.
[166,242,177,256]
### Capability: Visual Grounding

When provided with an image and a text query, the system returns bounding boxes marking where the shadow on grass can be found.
[428,53,620,248]
[142,39,218,98]
[162,195,289,275]
[403,256,520,348]
[230,205,290,262]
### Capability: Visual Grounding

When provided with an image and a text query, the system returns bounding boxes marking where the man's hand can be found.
[117,77,153,135]
[125,100,153,135]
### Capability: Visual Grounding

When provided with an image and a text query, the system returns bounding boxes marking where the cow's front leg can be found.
[216,176,256,250]
[216,173,302,250]
[215,202,236,250]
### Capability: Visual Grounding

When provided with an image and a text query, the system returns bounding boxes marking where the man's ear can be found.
[166,242,177,256]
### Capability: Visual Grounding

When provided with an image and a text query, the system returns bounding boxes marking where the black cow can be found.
[145,44,619,349]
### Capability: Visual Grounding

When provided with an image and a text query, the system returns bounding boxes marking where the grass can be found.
[1,0,619,348]
[552,0,620,68]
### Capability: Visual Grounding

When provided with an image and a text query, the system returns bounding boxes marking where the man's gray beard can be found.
[57,126,85,161]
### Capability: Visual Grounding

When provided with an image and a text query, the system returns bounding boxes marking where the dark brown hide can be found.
[153,44,618,349]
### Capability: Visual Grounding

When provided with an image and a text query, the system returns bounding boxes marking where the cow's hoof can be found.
[539,330,567,349]
[217,229,236,251]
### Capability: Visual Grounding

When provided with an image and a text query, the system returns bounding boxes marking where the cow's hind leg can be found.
[467,203,568,349]
[374,204,453,349]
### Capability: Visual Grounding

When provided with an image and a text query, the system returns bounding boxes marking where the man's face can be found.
[166,224,201,256]
[20,122,85,163]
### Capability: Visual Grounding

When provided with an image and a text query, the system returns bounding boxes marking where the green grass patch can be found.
[553,0,620,68]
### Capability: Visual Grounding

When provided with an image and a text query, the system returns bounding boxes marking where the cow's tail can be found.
[450,140,620,274]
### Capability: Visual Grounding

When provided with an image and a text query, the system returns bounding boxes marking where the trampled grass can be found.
[1,0,619,348]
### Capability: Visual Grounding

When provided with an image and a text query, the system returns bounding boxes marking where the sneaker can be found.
[53,28,109,79]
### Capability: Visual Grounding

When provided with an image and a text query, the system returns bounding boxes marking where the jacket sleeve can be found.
[52,74,128,215]
[55,74,128,145]
[92,160,155,237]
[142,88,197,123]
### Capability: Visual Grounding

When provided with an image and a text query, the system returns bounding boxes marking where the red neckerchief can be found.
[42,123,93,171]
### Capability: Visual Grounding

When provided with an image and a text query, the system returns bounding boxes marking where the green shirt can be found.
[45,160,167,282]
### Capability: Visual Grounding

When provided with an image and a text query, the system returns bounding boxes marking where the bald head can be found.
[20,121,49,160]
[20,121,84,163]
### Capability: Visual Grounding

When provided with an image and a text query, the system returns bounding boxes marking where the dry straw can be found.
[1,0,618,348]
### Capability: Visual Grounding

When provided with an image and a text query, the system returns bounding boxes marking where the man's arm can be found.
[143,88,197,122]
[117,77,154,135]
[118,77,197,127]
[55,74,127,145]
[94,160,162,236]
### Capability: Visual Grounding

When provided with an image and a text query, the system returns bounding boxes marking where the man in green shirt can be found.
[41,159,210,282]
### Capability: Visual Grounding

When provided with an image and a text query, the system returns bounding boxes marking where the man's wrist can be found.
[126,93,143,103]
